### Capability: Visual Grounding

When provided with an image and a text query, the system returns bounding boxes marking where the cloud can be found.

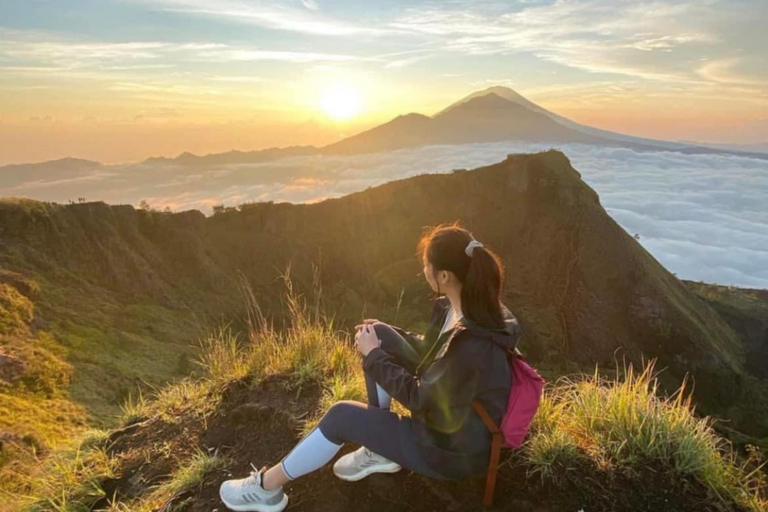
[0,38,356,70]
[0,39,170,65]
[132,107,182,121]
[388,0,766,86]
[28,115,55,123]
[128,0,396,36]
[3,141,767,289]
[301,0,319,11]
[193,48,356,63]
[208,75,267,83]
[696,57,768,86]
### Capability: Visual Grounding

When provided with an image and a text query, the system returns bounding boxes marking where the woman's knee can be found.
[372,322,410,353]
[317,401,365,444]
[372,321,395,339]
[371,323,420,370]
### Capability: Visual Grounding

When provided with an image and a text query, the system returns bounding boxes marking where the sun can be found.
[320,84,363,121]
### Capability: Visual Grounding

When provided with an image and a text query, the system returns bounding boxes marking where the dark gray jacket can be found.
[363,296,522,478]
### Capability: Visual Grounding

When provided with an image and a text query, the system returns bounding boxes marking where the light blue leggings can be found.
[279,323,444,480]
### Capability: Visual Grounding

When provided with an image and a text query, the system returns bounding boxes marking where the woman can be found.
[219,222,521,512]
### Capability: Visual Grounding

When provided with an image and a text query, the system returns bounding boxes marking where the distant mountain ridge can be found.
[142,145,317,166]
[3,87,765,170]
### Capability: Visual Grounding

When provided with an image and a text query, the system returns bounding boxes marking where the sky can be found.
[1,0,767,165]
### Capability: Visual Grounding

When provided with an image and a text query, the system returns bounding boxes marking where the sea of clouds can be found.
[1,142,767,289]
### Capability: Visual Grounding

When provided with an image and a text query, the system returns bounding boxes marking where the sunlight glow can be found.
[320,84,363,120]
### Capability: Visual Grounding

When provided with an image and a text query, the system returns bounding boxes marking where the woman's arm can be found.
[362,335,480,431]
[389,325,425,342]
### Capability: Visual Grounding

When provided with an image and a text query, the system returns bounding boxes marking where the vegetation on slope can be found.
[2,151,767,461]
[5,272,765,512]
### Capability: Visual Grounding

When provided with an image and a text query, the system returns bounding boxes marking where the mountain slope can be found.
[320,113,434,154]
[1,149,766,453]
[322,93,605,154]
[446,86,768,159]
[142,145,317,166]
[0,158,102,191]
[432,92,604,144]
[324,86,768,158]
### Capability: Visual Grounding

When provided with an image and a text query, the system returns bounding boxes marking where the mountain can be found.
[322,93,606,154]
[324,87,768,159]
[0,157,101,173]
[142,145,317,166]
[432,92,604,144]
[443,86,768,159]
[0,157,102,191]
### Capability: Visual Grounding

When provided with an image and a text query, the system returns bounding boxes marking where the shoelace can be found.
[243,462,261,488]
[355,447,374,464]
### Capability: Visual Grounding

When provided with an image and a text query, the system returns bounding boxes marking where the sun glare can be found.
[320,84,362,121]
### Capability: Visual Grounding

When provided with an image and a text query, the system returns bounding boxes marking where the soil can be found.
[97,375,752,512]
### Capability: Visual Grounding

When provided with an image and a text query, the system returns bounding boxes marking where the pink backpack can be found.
[499,351,546,448]
[472,350,545,505]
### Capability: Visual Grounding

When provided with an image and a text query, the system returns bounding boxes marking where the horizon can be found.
[1,0,767,166]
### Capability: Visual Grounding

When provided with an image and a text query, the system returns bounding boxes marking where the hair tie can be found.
[465,239,484,257]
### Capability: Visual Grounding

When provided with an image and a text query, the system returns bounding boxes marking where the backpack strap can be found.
[471,400,499,433]
[472,399,503,506]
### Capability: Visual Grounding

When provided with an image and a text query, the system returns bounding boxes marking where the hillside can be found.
[7,278,766,512]
[1,150,767,490]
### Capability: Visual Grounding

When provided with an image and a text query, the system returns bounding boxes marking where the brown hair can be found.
[417,221,505,329]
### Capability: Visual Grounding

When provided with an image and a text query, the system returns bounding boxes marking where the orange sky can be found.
[1,0,766,165]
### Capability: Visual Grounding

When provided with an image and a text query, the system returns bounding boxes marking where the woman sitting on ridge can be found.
[219,221,522,512]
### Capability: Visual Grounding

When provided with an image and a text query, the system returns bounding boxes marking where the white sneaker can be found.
[332,446,402,481]
[219,464,289,512]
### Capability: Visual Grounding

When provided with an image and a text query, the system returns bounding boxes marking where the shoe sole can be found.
[333,463,402,482]
[219,491,289,512]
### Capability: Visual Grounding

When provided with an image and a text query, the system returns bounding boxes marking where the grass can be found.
[0,268,203,497]
[7,267,767,512]
[194,269,767,510]
[118,389,148,426]
[117,377,218,428]
[196,264,366,434]
[104,449,225,512]
[524,359,768,511]
[8,441,118,512]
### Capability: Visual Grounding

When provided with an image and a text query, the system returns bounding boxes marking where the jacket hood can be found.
[458,306,521,351]
[435,296,521,352]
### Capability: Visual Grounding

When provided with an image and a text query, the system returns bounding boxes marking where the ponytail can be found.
[461,244,505,328]
[417,221,505,330]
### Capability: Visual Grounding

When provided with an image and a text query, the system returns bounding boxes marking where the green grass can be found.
[0,264,207,509]
[107,449,225,512]
[8,441,118,512]
[161,449,225,497]
[525,360,767,510]
[8,269,767,512]
[194,271,767,511]
[118,389,148,426]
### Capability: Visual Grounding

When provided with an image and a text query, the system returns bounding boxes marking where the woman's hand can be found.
[354,324,379,357]
[354,318,381,330]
